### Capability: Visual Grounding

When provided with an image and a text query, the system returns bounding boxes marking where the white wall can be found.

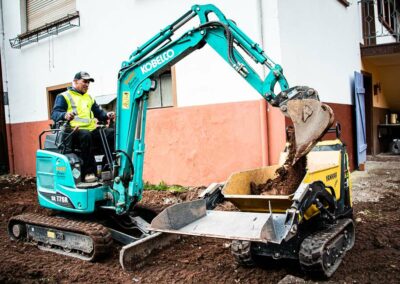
[1,0,365,124]
[1,0,269,124]
[175,0,266,107]
[277,0,363,105]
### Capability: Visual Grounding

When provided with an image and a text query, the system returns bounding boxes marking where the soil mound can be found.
[251,132,307,195]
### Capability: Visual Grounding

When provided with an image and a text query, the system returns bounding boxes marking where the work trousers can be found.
[72,128,115,176]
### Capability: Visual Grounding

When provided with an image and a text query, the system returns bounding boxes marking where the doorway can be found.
[362,72,373,155]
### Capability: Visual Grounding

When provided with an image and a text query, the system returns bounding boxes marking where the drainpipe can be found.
[258,0,269,166]
[0,0,15,173]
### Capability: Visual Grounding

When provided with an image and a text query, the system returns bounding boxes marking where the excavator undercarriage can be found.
[8,213,112,261]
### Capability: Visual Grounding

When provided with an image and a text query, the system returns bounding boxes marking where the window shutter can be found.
[27,0,76,31]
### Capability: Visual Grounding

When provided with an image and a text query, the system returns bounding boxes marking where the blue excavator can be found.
[8,4,354,278]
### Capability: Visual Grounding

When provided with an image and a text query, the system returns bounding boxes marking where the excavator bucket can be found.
[286,99,334,163]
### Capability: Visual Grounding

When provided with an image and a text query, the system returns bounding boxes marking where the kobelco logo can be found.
[140,49,175,74]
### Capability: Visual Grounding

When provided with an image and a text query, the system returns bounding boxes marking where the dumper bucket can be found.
[286,99,334,163]
[221,165,293,213]
[150,199,293,244]
[150,165,302,244]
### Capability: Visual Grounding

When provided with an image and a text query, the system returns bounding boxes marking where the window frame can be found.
[10,1,79,49]
[148,67,177,110]
[46,83,71,120]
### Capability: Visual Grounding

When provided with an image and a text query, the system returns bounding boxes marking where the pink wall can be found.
[6,100,288,186]
[267,106,286,165]
[144,100,283,186]
[7,120,52,175]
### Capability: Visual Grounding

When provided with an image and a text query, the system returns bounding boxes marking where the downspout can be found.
[0,0,15,173]
[258,0,269,166]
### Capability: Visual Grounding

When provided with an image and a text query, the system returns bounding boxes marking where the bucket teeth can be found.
[286,99,334,163]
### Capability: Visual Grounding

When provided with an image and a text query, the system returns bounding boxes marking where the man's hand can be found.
[64,112,75,121]
[107,112,115,120]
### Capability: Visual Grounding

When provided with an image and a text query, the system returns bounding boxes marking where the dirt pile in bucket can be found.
[250,131,307,195]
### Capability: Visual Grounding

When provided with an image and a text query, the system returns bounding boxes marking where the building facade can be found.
[1,0,397,186]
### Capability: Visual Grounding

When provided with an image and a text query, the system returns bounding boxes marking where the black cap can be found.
[74,71,95,82]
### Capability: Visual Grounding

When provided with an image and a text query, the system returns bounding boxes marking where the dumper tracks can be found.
[299,218,355,278]
[8,213,113,261]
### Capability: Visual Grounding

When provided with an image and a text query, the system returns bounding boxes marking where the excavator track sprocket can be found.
[299,218,355,278]
[8,213,113,261]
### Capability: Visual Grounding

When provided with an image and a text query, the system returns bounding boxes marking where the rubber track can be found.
[299,218,354,278]
[231,240,255,267]
[9,213,113,261]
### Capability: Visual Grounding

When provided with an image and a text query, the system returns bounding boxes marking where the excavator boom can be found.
[113,4,333,214]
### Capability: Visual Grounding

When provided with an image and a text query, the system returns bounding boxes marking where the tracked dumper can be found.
[149,134,355,278]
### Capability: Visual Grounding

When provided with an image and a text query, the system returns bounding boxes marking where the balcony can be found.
[361,0,400,46]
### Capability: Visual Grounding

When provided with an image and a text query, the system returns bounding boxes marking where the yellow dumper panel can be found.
[221,148,342,217]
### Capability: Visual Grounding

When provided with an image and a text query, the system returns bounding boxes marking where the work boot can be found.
[84,173,98,183]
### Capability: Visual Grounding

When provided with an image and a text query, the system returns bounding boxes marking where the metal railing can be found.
[9,12,80,49]
[360,0,400,46]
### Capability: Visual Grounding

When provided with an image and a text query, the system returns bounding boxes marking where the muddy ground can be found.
[0,155,400,283]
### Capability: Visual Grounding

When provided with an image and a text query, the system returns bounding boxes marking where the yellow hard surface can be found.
[303,150,342,219]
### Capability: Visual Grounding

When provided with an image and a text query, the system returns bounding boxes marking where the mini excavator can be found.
[8,4,353,278]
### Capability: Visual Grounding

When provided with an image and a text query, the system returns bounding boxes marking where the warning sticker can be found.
[47,231,55,238]
[122,91,130,109]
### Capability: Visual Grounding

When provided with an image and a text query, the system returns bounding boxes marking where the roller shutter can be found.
[27,0,76,31]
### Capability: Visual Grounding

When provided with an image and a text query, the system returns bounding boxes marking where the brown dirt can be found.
[1,173,400,283]
[251,133,307,195]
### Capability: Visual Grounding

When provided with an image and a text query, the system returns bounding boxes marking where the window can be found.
[10,0,79,48]
[27,0,76,31]
[148,69,176,109]
[46,83,71,119]
[377,0,400,34]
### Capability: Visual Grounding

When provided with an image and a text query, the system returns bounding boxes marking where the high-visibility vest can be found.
[62,90,97,131]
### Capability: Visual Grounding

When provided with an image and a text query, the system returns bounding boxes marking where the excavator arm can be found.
[112,4,333,215]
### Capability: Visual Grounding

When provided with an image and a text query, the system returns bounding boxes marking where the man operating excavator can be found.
[51,71,115,183]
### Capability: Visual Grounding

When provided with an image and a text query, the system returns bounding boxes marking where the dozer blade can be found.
[120,232,179,271]
[286,99,334,163]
